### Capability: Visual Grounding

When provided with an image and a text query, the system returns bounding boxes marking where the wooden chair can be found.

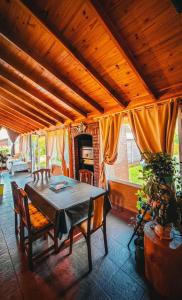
[11,181,20,236]
[68,192,108,272]
[17,188,58,270]
[11,181,38,236]
[79,169,94,185]
[33,168,51,181]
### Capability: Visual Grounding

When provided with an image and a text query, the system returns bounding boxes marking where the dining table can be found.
[24,175,111,239]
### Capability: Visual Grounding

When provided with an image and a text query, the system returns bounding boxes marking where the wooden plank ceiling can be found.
[0,0,181,133]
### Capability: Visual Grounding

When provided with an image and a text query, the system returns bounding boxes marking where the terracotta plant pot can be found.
[154,223,172,240]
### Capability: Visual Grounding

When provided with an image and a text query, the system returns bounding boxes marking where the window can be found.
[48,129,69,168]
[106,122,143,185]
[106,107,182,185]
[38,135,46,168]
[0,128,11,155]
[31,134,46,171]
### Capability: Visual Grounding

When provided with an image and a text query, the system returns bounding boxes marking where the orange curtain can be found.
[128,100,178,155]
[99,113,123,188]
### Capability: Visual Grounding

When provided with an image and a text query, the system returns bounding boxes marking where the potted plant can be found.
[138,152,181,239]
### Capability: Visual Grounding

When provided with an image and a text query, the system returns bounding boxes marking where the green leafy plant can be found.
[136,152,182,228]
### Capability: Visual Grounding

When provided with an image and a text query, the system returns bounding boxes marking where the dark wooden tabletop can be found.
[25,175,106,211]
[25,175,107,236]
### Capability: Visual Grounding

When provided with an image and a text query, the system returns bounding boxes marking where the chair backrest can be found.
[17,188,31,232]
[87,192,108,233]
[11,181,19,212]
[33,168,51,181]
[79,169,94,185]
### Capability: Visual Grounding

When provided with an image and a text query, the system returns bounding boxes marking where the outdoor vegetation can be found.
[128,123,180,186]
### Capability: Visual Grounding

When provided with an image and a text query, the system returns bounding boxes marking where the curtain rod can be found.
[94,97,181,120]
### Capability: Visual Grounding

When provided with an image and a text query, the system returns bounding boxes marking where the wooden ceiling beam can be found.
[0,106,39,131]
[0,114,29,133]
[0,121,25,134]
[0,75,65,124]
[88,0,158,101]
[0,32,87,117]
[0,110,35,132]
[0,96,47,128]
[0,62,73,122]
[0,101,42,131]
[0,87,57,126]
[19,0,126,108]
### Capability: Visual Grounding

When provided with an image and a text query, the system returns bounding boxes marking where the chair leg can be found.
[15,212,18,235]
[86,235,92,272]
[28,239,33,271]
[54,228,59,254]
[43,233,47,240]
[103,220,108,255]
[20,221,25,252]
[69,228,74,255]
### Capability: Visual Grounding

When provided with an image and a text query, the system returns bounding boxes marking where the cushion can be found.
[30,211,50,230]
[28,203,38,215]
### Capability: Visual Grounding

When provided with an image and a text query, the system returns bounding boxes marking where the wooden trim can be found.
[0,32,87,117]
[89,0,158,101]
[20,1,126,107]
[0,88,56,126]
[0,97,47,128]
[0,76,65,123]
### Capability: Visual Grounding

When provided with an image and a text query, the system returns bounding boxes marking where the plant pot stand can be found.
[144,222,182,299]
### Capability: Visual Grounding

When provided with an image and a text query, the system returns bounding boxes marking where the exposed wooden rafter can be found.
[88,0,158,101]
[0,75,65,124]
[0,96,48,128]
[0,113,31,133]
[0,104,40,131]
[0,111,35,133]
[0,87,57,126]
[20,0,126,107]
[0,61,73,122]
[0,31,88,118]
[0,120,25,133]
[0,41,87,117]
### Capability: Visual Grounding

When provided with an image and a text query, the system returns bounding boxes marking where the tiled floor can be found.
[0,172,162,300]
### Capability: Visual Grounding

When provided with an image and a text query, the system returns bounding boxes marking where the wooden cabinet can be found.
[144,222,182,299]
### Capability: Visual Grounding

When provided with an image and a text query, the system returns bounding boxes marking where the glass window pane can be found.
[106,123,142,185]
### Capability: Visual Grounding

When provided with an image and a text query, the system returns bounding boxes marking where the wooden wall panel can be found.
[108,180,139,213]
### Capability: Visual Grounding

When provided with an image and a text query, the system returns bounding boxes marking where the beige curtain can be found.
[21,134,30,161]
[6,128,19,156]
[46,131,56,168]
[46,128,68,175]
[99,113,123,188]
[55,128,68,176]
[128,100,178,155]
